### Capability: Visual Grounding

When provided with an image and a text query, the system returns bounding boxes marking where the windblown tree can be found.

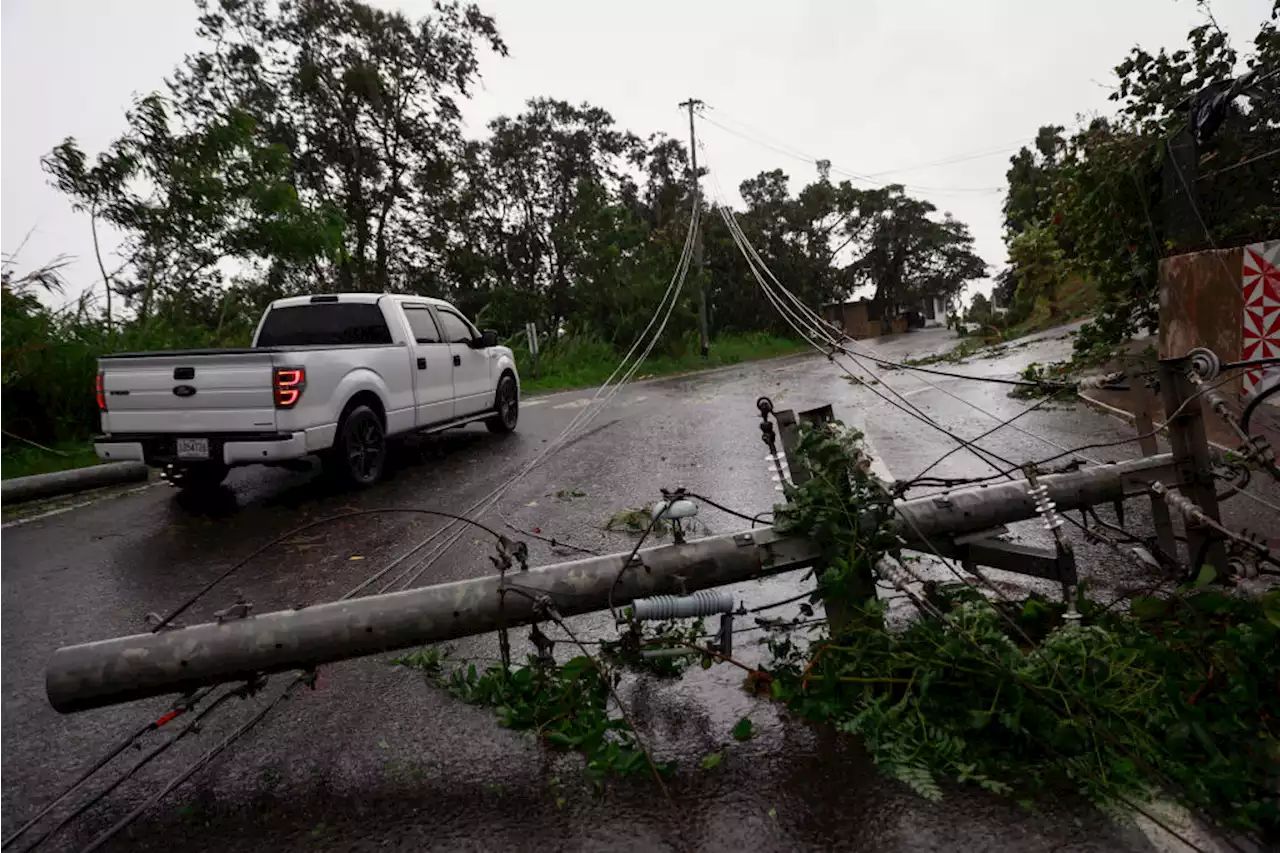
[1001,4,1279,350]
[43,95,345,338]
[167,0,508,293]
[846,186,987,316]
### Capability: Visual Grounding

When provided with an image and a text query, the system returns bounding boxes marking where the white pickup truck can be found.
[94,293,520,489]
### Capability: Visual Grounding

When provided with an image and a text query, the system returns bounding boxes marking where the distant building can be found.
[821,298,906,339]
[918,294,954,328]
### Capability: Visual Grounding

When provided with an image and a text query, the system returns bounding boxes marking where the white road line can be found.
[522,398,549,408]
[2,483,157,530]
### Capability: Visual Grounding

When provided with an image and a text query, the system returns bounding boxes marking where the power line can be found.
[383,204,701,594]
[29,178,708,852]
[708,181,1079,481]
[704,105,1089,179]
[714,199,1021,478]
[698,112,1004,195]
[77,676,309,853]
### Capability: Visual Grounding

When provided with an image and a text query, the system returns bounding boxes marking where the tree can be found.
[966,292,992,325]
[1002,125,1064,235]
[999,6,1279,353]
[167,0,508,293]
[43,95,345,333]
[847,185,987,316]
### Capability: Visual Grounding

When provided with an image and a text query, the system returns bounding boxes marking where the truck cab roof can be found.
[267,293,454,310]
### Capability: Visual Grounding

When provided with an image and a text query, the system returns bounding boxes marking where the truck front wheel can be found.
[485,373,519,434]
[327,404,386,488]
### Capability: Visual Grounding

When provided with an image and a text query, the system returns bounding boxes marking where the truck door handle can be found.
[452,354,461,367]
[417,357,427,370]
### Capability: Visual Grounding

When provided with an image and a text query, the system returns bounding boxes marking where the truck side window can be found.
[437,310,476,345]
[257,304,392,347]
[404,306,443,344]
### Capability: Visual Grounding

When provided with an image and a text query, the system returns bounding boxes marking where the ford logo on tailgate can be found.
[173,385,197,398]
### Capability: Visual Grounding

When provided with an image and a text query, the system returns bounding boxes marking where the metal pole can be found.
[46,454,1176,713]
[1158,360,1229,573]
[526,321,540,380]
[679,97,709,359]
[1134,406,1179,564]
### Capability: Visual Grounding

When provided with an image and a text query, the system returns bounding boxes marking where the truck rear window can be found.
[256,303,393,347]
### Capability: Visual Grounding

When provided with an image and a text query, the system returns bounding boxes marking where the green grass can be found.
[516,332,811,394]
[1005,275,1100,339]
[1,441,101,480]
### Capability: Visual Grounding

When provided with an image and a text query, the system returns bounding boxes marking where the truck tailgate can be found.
[100,351,278,434]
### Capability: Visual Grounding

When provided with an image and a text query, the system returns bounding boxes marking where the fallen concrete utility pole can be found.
[47,453,1176,713]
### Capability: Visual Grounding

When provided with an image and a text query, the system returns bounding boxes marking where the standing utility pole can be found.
[680,98,709,358]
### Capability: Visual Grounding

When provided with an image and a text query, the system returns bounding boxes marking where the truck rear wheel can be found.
[328,404,386,488]
[485,374,519,434]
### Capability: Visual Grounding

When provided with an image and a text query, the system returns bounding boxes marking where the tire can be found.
[485,373,519,434]
[172,462,229,491]
[329,404,387,488]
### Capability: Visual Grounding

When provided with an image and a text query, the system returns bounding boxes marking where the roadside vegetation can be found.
[982,7,1277,375]
[516,331,809,394]
[399,422,1280,845]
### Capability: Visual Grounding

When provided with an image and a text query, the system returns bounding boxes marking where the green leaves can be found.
[764,579,1280,839]
[699,751,724,771]
[432,653,656,782]
[731,717,755,742]
[1193,563,1218,588]
[1263,591,1280,631]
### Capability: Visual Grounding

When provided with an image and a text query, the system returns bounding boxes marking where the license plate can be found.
[176,438,210,459]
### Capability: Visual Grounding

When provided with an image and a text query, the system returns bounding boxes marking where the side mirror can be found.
[476,329,499,348]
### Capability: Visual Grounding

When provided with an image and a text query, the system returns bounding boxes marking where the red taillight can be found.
[273,367,305,408]
[96,374,107,412]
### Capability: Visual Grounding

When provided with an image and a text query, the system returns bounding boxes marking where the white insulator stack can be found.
[1028,482,1065,533]
[767,452,792,492]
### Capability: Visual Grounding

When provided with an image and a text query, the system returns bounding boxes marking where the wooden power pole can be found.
[680,97,709,358]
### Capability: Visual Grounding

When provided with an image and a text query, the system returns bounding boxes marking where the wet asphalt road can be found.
[4,326,1277,852]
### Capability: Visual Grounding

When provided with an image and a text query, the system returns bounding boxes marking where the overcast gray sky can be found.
[2,0,1272,305]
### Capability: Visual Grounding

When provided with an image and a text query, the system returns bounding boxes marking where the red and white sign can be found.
[1241,241,1280,398]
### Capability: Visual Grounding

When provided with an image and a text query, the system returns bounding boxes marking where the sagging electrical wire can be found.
[373,204,702,596]
[499,516,600,556]
[152,508,506,630]
[713,189,1092,489]
[76,674,312,853]
[20,683,254,852]
[908,369,1250,491]
[607,504,672,621]
[673,489,772,525]
[711,188,1063,400]
[0,687,217,850]
[745,589,818,614]
[715,199,1130,480]
[716,202,1023,480]
[1242,383,1279,433]
[909,392,1063,485]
